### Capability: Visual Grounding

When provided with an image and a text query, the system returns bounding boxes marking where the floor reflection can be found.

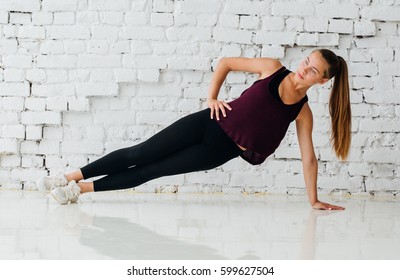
[0,190,399,259]
[300,209,341,259]
[79,215,226,260]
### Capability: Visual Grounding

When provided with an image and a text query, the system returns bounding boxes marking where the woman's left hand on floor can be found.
[312,200,345,210]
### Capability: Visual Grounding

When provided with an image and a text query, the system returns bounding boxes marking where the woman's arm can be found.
[207,57,282,120]
[295,103,345,210]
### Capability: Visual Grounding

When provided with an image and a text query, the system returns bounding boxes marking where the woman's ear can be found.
[318,77,329,85]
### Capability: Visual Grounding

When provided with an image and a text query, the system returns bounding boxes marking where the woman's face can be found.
[294,51,330,86]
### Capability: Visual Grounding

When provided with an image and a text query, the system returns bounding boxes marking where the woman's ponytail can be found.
[329,56,351,160]
[315,49,352,160]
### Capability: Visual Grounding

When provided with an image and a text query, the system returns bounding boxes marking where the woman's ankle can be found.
[65,170,84,182]
[77,182,94,194]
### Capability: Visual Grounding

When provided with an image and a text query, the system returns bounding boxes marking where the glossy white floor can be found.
[0,189,399,260]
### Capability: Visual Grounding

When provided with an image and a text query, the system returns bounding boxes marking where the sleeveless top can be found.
[216,66,308,165]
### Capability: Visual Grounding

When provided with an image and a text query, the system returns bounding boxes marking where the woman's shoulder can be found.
[220,57,283,77]
[296,102,313,122]
[258,59,284,79]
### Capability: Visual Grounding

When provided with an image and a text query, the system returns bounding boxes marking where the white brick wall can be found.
[0,0,399,195]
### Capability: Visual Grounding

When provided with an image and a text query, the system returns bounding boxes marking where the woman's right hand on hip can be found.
[207,99,232,121]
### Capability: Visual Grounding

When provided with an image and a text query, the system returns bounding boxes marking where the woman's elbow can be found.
[218,57,230,70]
[302,155,317,166]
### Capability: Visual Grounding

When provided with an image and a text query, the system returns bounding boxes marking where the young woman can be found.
[38,49,351,210]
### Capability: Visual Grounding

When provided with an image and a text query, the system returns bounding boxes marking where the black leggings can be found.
[80,108,243,192]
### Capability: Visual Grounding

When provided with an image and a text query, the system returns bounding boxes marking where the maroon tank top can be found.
[216,66,308,165]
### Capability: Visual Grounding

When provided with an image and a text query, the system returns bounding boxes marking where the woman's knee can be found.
[125,143,149,165]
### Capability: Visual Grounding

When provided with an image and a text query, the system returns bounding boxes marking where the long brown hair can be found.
[315,49,351,160]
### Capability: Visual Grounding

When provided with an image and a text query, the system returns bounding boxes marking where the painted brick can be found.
[42,0,78,11]
[318,33,340,46]
[0,97,24,111]
[296,33,318,46]
[86,46,112,58]
[0,155,20,168]
[101,12,124,25]
[167,57,209,71]
[123,27,165,40]
[13,170,47,187]
[137,111,179,126]
[219,14,239,28]
[0,39,18,54]
[21,112,61,125]
[78,55,121,68]
[43,127,63,140]
[365,178,400,192]
[0,11,8,24]
[20,141,39,154]
[61,141,104,155]
[364,90,400,104]
[31,12,53,25]
[316,4,359,19]
[47,69,68,83]
[372,164,394,178]
[18,26,46,39]
[32,84,75,97]
[26,126,42,140]
[91,26,120,40]
[0,0,41,12]
[36,55,77,68]
[64,41,85,54]
[348,62,378,76]
[354,37,387,48]
[272,2,314,16]
[151,13,174,27]
[40,40,64,54]
[262,17,285,31]
[376,22,397,36]
[286,18,304,32]
[185,171,229,185]
[254,31,296,46]
[2,125,25,139]
[9,13,31,24]
[53,12,75,25]
[317,176,363,193]
[178,0,222,13]
[46,97,68,111]
[131,56,167,69]
[328,19,353,34]
[89,0,130,11]
[21,155,44,168]
[225,1,269,15]
[0,139,18,154]
[304,17,328,33]
[0,83,30,97]
[364,149,400,164]
[68,97,90,111]
[25,98,46,111]
[0,0,399,195]
[361,6,400,21]
[168,27,212,42]
[198,13,218,27]
[138,69,160,82]
[76,83,118,97]
[46,26,90,39]
[3,69,25,82]
[371,48,394,62]
[213,28,253,44]
[2,55,32,68]
[354,20,376,36]
[88,69,112,82]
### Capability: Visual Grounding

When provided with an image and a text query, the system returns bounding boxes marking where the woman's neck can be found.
[287,72,311,97]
